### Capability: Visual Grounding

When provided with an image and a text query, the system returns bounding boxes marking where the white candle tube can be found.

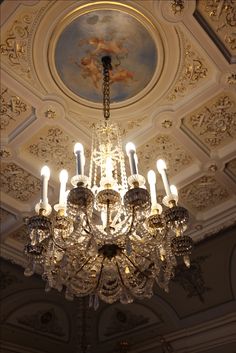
[101,211,107,228]
[74,143,84,175]
[126,142,138,175]
[41,166,50,208]
[59,169,68,206]
[156,159,171,197]
[105,156,113,179]
[170,185,178,197]
[147,170,157,207]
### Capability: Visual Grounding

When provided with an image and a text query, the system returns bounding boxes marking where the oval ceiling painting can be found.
[55,9,157,103]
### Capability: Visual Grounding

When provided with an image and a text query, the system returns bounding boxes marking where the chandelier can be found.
[24,56,193,306]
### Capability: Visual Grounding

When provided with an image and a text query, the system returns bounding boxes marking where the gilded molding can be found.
[167,41,208,101]
[183,95,236,149]
[137,134,193,177]
[45,107,56,119]
[227,73,236,85]
[0,88,28,130]
[196,0,236,55]
[0,148,12,159]
[180,176,229,211]
[27,127,75,172]
[0,4,47,82]
[0,163,40,201]
[171,0,185,14]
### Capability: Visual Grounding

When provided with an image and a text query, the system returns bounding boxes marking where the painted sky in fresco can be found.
[55,10,157,103]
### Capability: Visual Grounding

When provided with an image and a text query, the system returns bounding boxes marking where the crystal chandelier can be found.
[24,56,193,306]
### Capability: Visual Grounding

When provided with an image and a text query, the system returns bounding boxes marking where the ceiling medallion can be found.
[51,4,159,105]
[24,56,192,306]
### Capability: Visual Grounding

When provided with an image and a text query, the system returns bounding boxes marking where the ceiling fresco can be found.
[54,9,157,103]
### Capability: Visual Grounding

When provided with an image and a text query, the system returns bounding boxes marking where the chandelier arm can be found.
[95,257,105,290]
[72,256,94,277]
[115,261,131,292]
[121,251,149,279]
[126,206,136,236]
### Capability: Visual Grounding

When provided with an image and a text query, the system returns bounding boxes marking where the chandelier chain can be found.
[102,56,112,120]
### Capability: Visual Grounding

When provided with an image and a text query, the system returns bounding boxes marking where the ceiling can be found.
[1,2,236,353]
[0,0,236,267]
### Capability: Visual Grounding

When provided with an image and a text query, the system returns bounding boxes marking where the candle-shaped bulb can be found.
[147,170,156,184]
[74,142,85,175]
[74,143,84,154]
[170,184,178,196]
[156,159,167,173]
[126,142,136,154]
[147,170,157,207]
[126,142,138,175]
[59,169,68,183]
[105,156,113,179]
[156,159,171,197]
[40,165,50,208]
[101,211,107,228]
[59,169,68,206]
[41,165,50,178]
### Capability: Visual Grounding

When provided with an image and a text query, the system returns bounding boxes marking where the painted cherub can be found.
[81,37,128,57]
[75,55,101,88]
[110,68,134,84]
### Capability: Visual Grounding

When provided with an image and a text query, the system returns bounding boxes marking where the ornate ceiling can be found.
[0,0,236,267]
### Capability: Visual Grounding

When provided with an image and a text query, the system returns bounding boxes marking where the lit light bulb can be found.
[126,142,138,175]
[60,169,68,183]
[74,143,84,154]
[74,142,85,175]
[147,170,157,208]
[59,169,68,206]
[156,159,171,197]
[125,266,130,274]
[156,159,167,173]
[40,165,50,208]
[105,156,113,179]
[147,170,156,184]
[125,142,136,154]
[41,165,50,178]
[170,184,178,196]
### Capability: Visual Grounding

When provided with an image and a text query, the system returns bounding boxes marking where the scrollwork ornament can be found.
[0,163,40,201]
[197,0,236,54]
[171,0,185,14]
[0,147,12,159]
[227,73,236,85]
[168,43,208,100]
[0,4,48,81]
[180,176,229,211]
[0,88,27,130]
[189,95,236,148]
[27,127,75,171]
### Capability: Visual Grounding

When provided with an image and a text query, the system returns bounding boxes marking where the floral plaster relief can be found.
[180,175,229,212]
[0,163,40,201]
